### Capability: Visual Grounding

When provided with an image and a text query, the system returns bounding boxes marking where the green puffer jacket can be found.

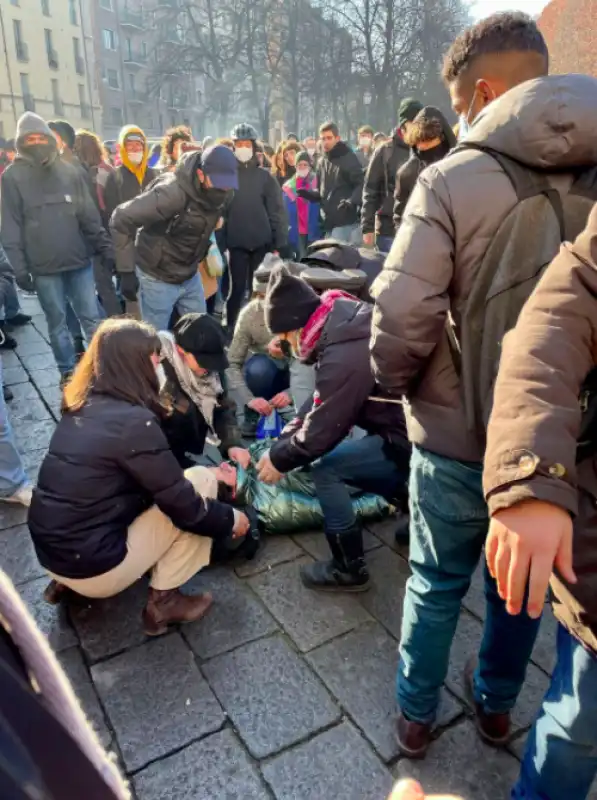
[233,441,392,535]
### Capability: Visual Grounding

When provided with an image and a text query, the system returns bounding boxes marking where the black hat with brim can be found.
[173,313,229,373]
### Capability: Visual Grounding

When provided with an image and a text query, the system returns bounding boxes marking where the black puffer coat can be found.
[361,134,410,237]
[111,152,226,284]
[225,157,287,251]
[28,393,235,579]
[317,141,364,231]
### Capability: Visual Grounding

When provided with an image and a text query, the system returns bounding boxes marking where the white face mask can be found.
[359,136,372,148]
[235,146,253,163]
[155,363,167,392]
[127,151,144,165]
[296,166,310,178]
[307,147,316,157]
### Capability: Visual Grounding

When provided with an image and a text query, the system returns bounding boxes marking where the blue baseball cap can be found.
[201,145,239,191]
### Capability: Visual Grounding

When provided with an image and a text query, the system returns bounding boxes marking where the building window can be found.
[73,37,84,75]
[102,29,117,50]
[20,73,34,111]
[13,20,28,62]
[100,0,113,8]
[141,41,148,58]
[11,0,20,6]
[69,0,77,25]
[128,73,136,92]
[78,84,90,118]
[106,68,120,89]
[45,29,58,69]
[51,78,62,114]
[41,0,50,16]
[110,107,123,126]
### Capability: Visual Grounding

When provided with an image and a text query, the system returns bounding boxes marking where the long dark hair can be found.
[62,318,162,415]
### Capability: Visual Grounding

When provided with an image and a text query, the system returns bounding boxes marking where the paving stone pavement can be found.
[4,296,595,800]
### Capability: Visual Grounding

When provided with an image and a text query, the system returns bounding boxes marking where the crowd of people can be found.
[0,7,596,799]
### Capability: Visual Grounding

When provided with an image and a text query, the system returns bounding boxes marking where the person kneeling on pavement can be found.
[227,261,293,437]
[29,318,250,637]
[157,312,251,472]
[256,264,411,592]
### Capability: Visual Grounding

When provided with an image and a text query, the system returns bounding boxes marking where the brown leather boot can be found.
[143,588,213,637]
[43,580,69,605]
[464,658,511,746]
[395,712,432,758]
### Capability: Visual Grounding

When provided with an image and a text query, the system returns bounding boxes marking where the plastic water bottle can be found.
[256,410,283,440]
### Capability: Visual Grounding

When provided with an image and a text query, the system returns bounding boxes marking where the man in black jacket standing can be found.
[300,121,364,245]
[111,146,238,331]
[256,264,410,592]
[0,112,111,384]
[224,123,287,332]
[361,98,423,252]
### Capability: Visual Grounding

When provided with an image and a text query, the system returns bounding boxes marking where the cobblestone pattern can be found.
[2,298,581,800]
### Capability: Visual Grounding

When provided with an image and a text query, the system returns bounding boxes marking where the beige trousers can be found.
[51,466,216,597]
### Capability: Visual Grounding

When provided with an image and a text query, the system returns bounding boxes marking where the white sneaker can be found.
[1,483,33,507]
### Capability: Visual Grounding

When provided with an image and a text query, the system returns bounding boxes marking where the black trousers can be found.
[226,245,270,331]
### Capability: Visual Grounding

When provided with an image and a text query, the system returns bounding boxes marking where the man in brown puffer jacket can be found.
[483,205,597,799]
[370,11,597,759]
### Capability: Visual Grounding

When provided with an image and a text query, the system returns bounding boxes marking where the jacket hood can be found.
[321,297,371,347]
[118,124,148,184]
[15,112,56,153]
[326,141,352,161]
[465,74,597,169]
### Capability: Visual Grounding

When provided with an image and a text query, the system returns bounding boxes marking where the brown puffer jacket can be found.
[370,74,597,463]
[483,205,597,653]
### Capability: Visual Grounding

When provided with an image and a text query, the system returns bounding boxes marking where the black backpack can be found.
[446,144,597,460]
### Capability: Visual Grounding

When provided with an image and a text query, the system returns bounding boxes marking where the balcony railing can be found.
[16,41,29,62]
[120,9,144,28]
[23,93,35,112]
[75,54,85,75]
[48,48,59,69]
[123,51,147,67]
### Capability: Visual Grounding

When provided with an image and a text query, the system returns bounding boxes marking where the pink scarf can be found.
[298,289,356,360]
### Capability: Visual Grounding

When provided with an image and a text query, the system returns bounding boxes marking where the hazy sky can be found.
[472,0,551,18]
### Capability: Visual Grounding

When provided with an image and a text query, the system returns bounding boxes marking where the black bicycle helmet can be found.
[230,123,258,142]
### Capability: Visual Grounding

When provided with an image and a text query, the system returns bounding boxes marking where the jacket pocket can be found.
[25,193,84,271]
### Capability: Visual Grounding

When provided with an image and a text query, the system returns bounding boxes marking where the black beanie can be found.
[265,264,321,334]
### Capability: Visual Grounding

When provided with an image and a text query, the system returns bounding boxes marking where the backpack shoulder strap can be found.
[457,143,565,239]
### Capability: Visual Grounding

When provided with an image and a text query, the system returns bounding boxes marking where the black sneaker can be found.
[5,312,32,328]
[300,558,370,593]
[0,329,17,350]
[3,385,13,402]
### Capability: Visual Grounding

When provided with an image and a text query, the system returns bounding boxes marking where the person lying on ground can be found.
[256,264,411,593]
[226,262,292,437]
[157,312,251,470]
[30,318,249,637]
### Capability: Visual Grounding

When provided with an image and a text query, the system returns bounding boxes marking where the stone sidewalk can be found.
[1,296,590,800]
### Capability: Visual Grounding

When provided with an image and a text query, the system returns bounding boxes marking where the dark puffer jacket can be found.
[225,157,287,251]
[269,297,409,474]
[28,394,235,579]
[0,114,113,283]
[317,142,364,232]
[111,152,225,284]
[361,134,410,238]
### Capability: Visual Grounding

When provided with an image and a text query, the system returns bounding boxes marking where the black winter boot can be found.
[241,406,260,438]
[300,525,370,593]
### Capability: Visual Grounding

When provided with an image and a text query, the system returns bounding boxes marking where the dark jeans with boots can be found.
[303,434,410,590]
[226,245,270,332]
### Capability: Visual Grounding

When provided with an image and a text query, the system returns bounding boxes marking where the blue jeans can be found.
[35,265,101,375]
[137,268,206,331]
[0,278,22,321]
[311,434,409,534]
[330,224,362,245]
[376,235,394,253]
[397,446,540,722]
[513,624,597,799]
[244,354,289,401]
[0,360,28,497]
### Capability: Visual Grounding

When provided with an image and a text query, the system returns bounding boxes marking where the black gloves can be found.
[119,272,139,302]
[16,273,35,293]
[296,188,320,202]
[338,199,355,211]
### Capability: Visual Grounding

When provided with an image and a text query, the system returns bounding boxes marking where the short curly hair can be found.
[161,125,192,166]
[442,12,548,84]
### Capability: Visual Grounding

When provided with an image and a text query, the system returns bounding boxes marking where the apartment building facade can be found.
[91,0,204,141]
[0,0,102,140]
